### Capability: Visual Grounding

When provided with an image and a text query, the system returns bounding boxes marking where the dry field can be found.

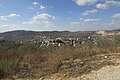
[0,35,120,79]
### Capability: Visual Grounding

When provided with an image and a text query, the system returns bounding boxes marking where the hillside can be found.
[0,31,120,79]
[0,30,97,41]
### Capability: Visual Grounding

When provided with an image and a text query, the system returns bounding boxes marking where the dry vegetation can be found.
[0,35,120,79]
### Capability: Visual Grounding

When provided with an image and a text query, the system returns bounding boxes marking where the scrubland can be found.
[0,35,120,79]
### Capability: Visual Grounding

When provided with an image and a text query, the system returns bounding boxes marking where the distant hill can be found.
[0,29,119,41]
[111,29,120,32]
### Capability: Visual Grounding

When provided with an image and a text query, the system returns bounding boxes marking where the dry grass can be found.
[0,36,120,78]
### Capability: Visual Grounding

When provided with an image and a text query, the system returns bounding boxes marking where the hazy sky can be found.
[0,0,120,32]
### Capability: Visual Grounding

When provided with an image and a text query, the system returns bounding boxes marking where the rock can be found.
[104,56,108,58]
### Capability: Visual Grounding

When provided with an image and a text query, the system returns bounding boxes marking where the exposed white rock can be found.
[81,65,120,80]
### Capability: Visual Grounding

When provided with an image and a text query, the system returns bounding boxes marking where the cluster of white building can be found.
[22,36,99,47]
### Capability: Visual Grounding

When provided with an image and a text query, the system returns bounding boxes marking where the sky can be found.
[0,0,120,32]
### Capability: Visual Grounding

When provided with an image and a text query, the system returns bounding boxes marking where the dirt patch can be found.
[81,65,120,80]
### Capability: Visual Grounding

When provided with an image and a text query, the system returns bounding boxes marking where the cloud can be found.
[80,18,84,20]
[29,2,39,9]
[73,0,98,6]
[106,1,120,6]
[70,22,87,28]
[31,13,55,21]
[70,22,86,28]
[96,3,109,9]
[70,22,81,25]
[32,2,39,6]
[96,0,120,9]
[0,13,20,21]
[30,1,46,10]
[23,13,56,30]
[112,13,120,18]
[0,24,16,29]
[8,14,19,17]
[0,24,25,32]
[68,18,119,31]
[79,18,101,22]
[84,18,101,22]
[74,0,120,9]
[69,21,92,31]
[82,9,98,15]
[101,20,120,30]
[40,6,46,9]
